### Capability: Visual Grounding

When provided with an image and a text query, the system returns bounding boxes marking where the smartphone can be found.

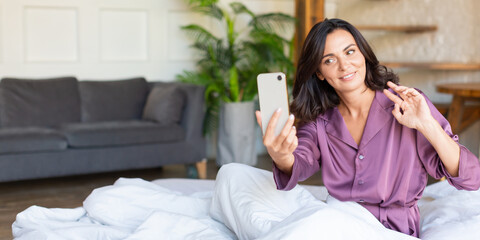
[257,72,290,136]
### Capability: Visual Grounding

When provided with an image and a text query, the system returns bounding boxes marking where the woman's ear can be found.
[316,71,324,81]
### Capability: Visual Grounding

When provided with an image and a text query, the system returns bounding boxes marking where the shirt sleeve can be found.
[273,119,322,190]
[417,92,480,190]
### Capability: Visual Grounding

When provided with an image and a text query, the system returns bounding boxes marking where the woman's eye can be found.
[324,58,335,64]
[346,49,355,55]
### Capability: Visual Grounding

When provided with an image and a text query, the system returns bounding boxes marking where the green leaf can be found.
[251,13,296,33]
[192,4,223,20]
[187,0,218,7]
[181,24,219,45]
[230,2,255,18]
[228,67,239,101]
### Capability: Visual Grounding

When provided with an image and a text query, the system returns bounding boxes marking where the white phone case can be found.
[257,72,290,136]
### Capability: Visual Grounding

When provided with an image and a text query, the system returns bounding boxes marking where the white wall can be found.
[0,0,294,81]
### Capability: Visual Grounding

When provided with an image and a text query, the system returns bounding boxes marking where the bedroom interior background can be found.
[0,0,296,160]
[1,0,480,238]
[0,0,476,161]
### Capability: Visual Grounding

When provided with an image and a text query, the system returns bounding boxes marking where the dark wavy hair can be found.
[291,18,398,124]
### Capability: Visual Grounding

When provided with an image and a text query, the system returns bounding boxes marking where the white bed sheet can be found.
[152,178,330,201]
[154,178,480,240]
[12,178,480,240]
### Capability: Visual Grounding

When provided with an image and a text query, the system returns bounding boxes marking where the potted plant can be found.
[177,0,295,166]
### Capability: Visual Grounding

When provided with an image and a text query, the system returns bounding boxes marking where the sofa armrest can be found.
[177,83,206,140]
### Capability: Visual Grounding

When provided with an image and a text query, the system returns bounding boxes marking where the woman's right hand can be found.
[255,109,298,175]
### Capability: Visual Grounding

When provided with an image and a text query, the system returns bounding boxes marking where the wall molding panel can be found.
[24,6,79,62]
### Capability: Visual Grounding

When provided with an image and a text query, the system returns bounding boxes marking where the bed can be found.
[12,173,480,240]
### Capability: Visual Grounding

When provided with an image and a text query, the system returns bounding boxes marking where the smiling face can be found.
[316,29,367,95]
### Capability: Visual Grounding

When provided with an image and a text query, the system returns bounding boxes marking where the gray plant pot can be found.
[217,101,257,166]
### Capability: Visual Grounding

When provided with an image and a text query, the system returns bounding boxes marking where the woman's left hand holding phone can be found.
[255,109,297,176]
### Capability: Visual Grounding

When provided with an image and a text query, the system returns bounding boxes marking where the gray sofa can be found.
[0,77,206,182]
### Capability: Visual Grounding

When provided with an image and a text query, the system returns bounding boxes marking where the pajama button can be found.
[358,180,364,185]
[358,155,364,160]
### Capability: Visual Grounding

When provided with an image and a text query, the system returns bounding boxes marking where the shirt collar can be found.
[318,89,395,122]
[376,88,396,110]
[318,90,396,149]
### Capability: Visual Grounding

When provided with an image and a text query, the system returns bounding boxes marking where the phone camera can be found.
[277,75,282,81]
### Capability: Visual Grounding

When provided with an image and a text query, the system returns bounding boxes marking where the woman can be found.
[214,18,480,238]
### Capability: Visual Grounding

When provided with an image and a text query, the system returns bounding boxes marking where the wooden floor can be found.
[0,154,322,240]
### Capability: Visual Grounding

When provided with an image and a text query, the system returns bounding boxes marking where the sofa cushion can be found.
[142,86,186,125]
[61,120,185,148]
[0,77,81,127]
[79,78,149,122]
[0,127,67,154]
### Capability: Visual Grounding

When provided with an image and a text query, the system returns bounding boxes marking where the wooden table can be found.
[436,82,480,134]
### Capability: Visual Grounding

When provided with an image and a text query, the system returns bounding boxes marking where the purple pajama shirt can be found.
[273,90,480,237]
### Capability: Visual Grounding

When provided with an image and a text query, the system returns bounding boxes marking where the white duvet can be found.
[12,177,480,240]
